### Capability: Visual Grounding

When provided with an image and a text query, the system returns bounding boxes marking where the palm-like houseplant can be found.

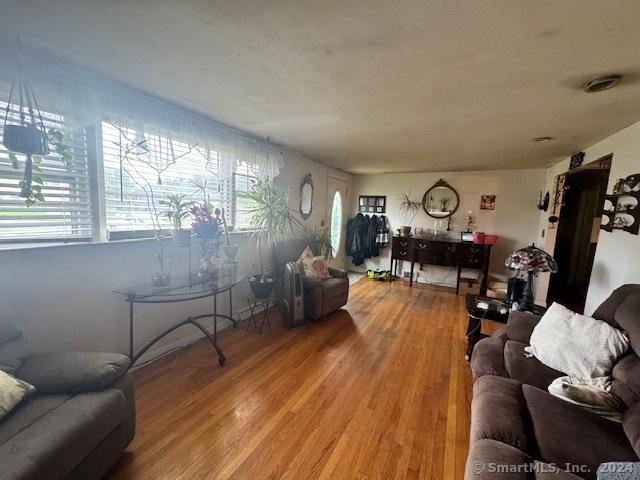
[398,192,421,236]
[160,193,192,246]
[246,179,295,297]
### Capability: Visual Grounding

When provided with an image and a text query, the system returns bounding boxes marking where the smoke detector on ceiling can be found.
[530,136,554,143]
[583,74,622,93]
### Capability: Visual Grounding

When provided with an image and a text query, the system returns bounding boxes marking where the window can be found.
[0,112,262,244]
[330,190,342,254]
[233,160,259,230]
[102,122,250,238]
[0,100,93,242]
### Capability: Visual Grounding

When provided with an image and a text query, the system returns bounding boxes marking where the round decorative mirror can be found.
[422,179,460,218]
[300,174,313,220]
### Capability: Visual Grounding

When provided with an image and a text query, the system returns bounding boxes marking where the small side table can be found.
[246,297,275,334]
[464,294,546,361]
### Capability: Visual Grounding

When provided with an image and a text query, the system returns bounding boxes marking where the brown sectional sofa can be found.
[466,285,640,480]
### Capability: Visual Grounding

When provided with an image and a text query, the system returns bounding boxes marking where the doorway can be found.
[547,156,611,313]
[326,175,348,268]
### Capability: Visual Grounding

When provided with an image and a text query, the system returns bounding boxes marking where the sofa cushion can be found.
[0,335,31,374]
[622,403,640,457]
[523,384,638,480]
[506,311,542,344]
[17,352,130,394]
[471,376,530,452]
[0,394,70,447]
[504,340,563,390]
[0,323,21,344]
[470,336,508,380]
[623,400,640,458]
[465,439,533,479]
[532,462,585,479]
[611,352,640,408]
[592,284,640,327]
[614,293,640,355]
[0,388,126,480]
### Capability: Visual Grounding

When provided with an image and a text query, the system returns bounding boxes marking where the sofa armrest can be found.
[506,311,542,344]
[328,268,348,279]
[16,352,130,394]
[302,276,323,289]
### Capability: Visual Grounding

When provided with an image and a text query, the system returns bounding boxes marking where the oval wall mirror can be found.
[422,179,460,218]
[300,174,313,219]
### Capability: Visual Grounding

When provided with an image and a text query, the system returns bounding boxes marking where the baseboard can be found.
[131,304,258,370]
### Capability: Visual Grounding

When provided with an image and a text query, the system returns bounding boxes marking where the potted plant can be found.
[398,192,420,236]
[190,201,220,239]
[161,194,192,246]
[246,179,295,298]
[307,227,334,259]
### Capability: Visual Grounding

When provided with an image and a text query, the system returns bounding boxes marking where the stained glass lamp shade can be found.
[505,245,558,274]
[505,244,558,306]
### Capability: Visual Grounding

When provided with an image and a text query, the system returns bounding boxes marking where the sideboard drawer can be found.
[392,237,411,250]
[460,244,488,268]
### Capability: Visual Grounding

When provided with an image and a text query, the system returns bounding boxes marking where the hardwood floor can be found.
[107,279,486,480]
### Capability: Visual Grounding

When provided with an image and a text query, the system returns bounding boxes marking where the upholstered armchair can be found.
[272,239,349,321]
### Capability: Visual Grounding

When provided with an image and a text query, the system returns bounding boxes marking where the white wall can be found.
[350,169,546,284]
[0,148,350,361]
[540,121,640,315]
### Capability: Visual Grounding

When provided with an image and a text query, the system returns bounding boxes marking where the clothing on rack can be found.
[376,215,390,249]
[346,213,389,266]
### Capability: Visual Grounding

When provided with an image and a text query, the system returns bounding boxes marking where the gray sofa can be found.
[0,324,135,480]
[273,238,349,321]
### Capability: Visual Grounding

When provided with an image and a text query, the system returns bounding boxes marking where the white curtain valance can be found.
[0,39,283,179]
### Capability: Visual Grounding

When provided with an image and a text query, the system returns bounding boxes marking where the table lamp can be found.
[505,244,558,308]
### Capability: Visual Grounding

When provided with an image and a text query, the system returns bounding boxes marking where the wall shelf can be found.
[600,175,640,235]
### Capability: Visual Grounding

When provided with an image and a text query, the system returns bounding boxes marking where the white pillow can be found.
[0,369,35,419]
[525,302,629,380]
[296,246,314,269]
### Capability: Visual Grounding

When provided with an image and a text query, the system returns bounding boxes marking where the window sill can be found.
[0,230,258,252]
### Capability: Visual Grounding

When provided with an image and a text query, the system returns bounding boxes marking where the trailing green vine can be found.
[9,127,73,206]
[24,156,45,207]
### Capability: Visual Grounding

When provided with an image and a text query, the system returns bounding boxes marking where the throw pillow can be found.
[296,246,314,270]
[526,302,629,380]
[0,369,35,419]
[303,256,330,280]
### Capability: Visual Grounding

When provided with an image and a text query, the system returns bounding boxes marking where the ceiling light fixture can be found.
[530,136,554,143]
[583,74,622,93]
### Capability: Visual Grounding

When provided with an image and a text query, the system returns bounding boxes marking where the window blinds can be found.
[0,100,93,242]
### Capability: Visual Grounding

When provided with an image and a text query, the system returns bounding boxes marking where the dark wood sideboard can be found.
[390,236,492,294]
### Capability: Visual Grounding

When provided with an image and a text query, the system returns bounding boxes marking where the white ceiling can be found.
[1,0,640,174]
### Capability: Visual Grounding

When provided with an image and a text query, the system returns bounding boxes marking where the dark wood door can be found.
[548,167,610,313]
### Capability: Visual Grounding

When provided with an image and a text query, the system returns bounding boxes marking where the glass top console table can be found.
[114,274,245,367]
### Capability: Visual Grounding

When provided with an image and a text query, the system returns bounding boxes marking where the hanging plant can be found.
[2,36,73,205]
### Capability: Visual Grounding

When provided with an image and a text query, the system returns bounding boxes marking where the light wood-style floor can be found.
[107,279,483,480]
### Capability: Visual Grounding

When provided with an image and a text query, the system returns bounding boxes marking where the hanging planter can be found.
[2,37,51,199]
[3,124,49,156]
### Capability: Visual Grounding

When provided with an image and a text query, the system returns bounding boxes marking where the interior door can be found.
[547,166,610,313]
[326,176,348,268]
